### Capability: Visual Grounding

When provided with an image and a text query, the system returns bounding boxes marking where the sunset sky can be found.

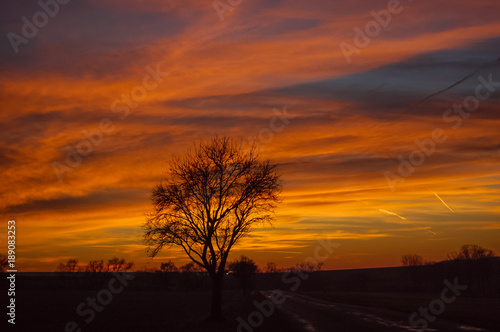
[1,0,499,272]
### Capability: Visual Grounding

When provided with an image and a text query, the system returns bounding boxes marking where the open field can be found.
[4,264,499,331]
[13,289,297,332]
[298,291,500,331]
[10,287,500,331]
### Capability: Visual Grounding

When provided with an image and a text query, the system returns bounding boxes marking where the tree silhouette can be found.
[264,262,278,273]
[401,254,424,266]
[106,257,134,272]
[292,261,324,272]
[56,258,80,272]
[447,244,496,294]
[401,254,424,290]
[228,255,258,295]
[447,244,495,260]
[85,260,105,273]
[143,136,282,319]
[160,260,178,272]
[180,262,204,273]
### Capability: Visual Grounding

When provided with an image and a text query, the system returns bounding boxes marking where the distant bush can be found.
[160,260,178,272]
[401,254,423,266]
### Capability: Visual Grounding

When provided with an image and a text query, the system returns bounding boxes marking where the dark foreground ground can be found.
[3,262,500,331]
[275,291,500,332]
[298,290,500,331]
[4,288,499,332]
[9,289,297,332]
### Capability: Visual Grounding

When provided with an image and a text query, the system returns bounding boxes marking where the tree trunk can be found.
[209,273,224,320]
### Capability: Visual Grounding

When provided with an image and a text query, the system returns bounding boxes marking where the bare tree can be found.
[106,257,134,272]
[264,262,278,273]
[85,260,105,273]
[447,245,496,294]
[179,262,204,273]
[143,136,282,319]
[401,254,424,266]
[400,254,424,290]
[315,262,324,271]
[292,261,324,272]
[56,258,80,272]
[448,244,495,261]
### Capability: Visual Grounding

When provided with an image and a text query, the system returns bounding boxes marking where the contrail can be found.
[410,57,500,109]
[379,209,408,221]
[433,192,455,213]
[378,209,437,236]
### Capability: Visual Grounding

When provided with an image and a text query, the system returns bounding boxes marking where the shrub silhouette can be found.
[228,255,258,295]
